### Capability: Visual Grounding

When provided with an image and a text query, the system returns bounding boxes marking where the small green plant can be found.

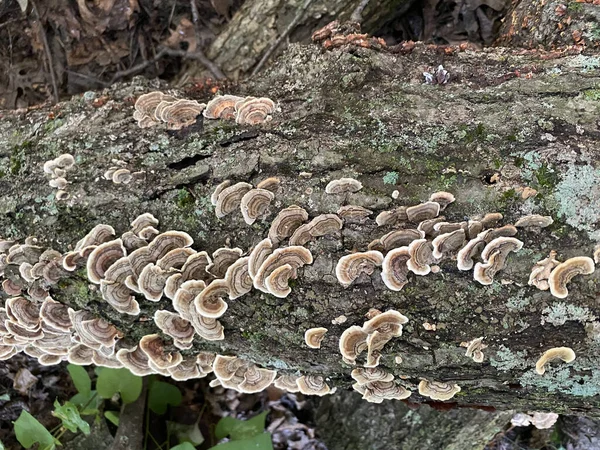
[383,171,399,185]
[211,411,273,450]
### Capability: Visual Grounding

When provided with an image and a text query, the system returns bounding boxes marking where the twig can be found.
[189,0,226,79]
[251,0,313,76]
[66,70,111,88]
[30,0,59,104]
[110,48,169,82]
[350,0,371,23]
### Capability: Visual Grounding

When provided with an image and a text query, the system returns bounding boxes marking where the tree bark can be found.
[1,42,600,416]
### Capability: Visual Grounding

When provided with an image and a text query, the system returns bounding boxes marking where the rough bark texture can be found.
[1,42,600,418]
[204,0,411,78]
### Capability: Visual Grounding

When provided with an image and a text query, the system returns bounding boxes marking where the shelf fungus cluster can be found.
[418,380,461,401]
[340,310,408,368]
[211,178,280,222]
[351,367,411,403]
[102,160,145,185]
[535,347,576,375]
[134,92,276,129]
[43,153,75,201]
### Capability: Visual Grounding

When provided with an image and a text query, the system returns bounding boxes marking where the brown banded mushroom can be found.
[210,180,232,206]
[39,298,72,333]
[362,381,412,403]
[256,177,281,192]
[100,280,139,316]
[67,344,94,365]
[535,347,576,375]
[160,99,206,130]
[274,375,301,393]
[456,236,486,271]
[480,212,503,228]
[248,238,273,279]
[381,247,410,291]
[473,237,524,285]
[337,205,372,222]
[407,239,436,275]
[376,207,408,227]
[224,256,252,299]
[78,318,123,348]
[194,279,230,318]
[297,375,331,396]
[104,256,133,283]
[432,229,466,259]
[253,246,313,293]
[335,251,383,287]
[192,315,225,341]
[86,239,126,284]
[528,251,560,291]
[215,182,253,218]
[264,263,296,298]
[5,321,43,341]
[7,244,44,265]
[139,334,183,369]
[234,97,276,125]
[305,327,328,349]
[548,256,595,299]
[515,214,554,228]
[237,366,278,393]
[339,326,368,362]
[362,310,408,336]
[74,223,116,251]
[351,367,394,385]
[138,226,160,241]
[131,213,159,235]
[291,214,344,246]
[92,350,123,368]
[481,225,518,243]
[434,221,465,234]
[417,217,446,236]
[268,206,309,244]
[325,177,362,194]
[196,352,216,373]
[138,264,172,301]
[6,297,40,329]
[418,380,461,401]
[429,191,455,210]
[112,169,133,184]
[207,248,243,278]
[406,202,440,223]
[213,355,246,380]
[156,248,195,271]
[116,346,153,376]
[379,229,423,251]
[2,279,22,296]
[365,331,393,368]
[462,337,487,363]
[49,177,67,189]
[154,310,195,345]
[203,94,245,120]
[173,280,206,319]
[168,357,204,381]
[240,188,274,225]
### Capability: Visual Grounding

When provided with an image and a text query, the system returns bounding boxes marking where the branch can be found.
[350,0,371,23]
[251,0,313,76]
[189,0,226,79]
[30,0,59,104]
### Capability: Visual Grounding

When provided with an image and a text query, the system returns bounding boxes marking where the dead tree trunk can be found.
[1,42,600,417]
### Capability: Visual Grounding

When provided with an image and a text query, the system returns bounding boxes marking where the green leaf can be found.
[215,412,268,441]
[96,368,142,404]
[0,393,10,401]
[67,365,91,397]
[148,381,182,415]
[104,411,120,427]
[16,0,28,13]
[170,443,196,450]
[168,420,204,446]
[13,410,59,450]
[52,400,91,435]
[0,438,6,450]
[211,433,273,450]
[70,390,99,415]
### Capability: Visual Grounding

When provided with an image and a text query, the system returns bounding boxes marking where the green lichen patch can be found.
[489,345,529,372]
[541,302,596,326]
[553,164,600,233]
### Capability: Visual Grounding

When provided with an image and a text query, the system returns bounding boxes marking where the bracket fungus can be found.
[473,237,523,285]
[337,205,372,222]
[418,380,461,401]
[116,346,153,376]
[528,251,560,291]
[325,177,363,194]
[376,207,408,227]
[224,256,252,299]
[548,256,595,299]
[456,236,486,271]
[365,331,393,368]
[432,229,466,259]
[264,264,296,298]
[362,310,408,336]
[351,367,394,385]
[268,206,309,244]
[39,297,72,333]
[305,327,328,349]
[234,97,276,125]
[535,347,576,375]
[290,214,344,246]
[207,247,243,279]
[77,318,123,348]
[240,188,275,225]
[381,247,410,291]
[248,238,273,279]
[194,279,230,318]
[274,375,301,393]
[297,375,332,396]
[461,337,487,363]
[203,94,244,120]
[515,214,554,228]
[407,239,436,275]
[159,99,206,130]
[429,191,455,210]
[380,229,423,251]
[154,310,195,346]
[214,182,253,218]
[86,239,126,284]
[361,381,412,403]
[139,334,183,369]
[253,246,313,294]
[406,201,440,223]
[339,326,368,362]
[335,251,384,287]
